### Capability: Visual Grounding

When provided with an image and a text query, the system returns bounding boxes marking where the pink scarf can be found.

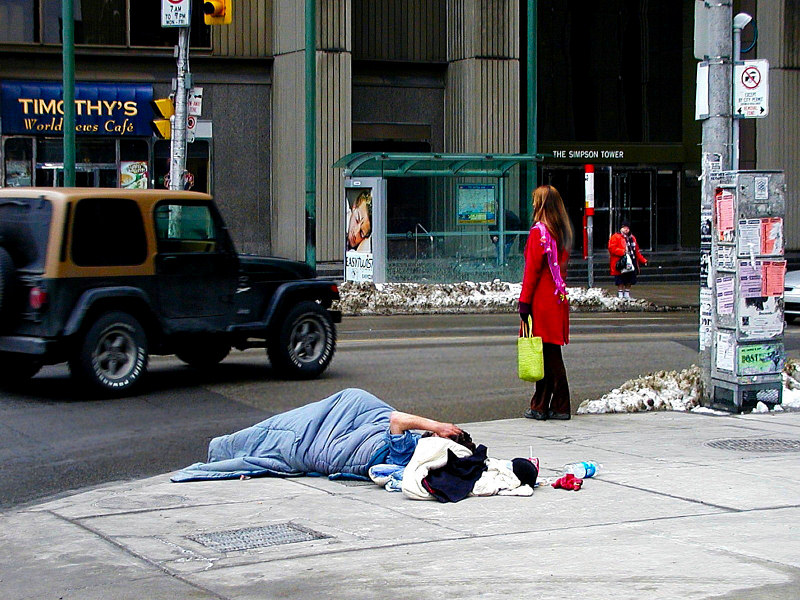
[533,222,567,302]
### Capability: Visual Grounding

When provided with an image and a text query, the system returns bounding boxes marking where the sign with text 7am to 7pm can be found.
[162,0,191,27]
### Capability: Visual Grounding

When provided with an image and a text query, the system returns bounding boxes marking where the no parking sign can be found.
[734,59,769,118]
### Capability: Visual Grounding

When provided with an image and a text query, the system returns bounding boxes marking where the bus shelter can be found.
[333,152,542,283]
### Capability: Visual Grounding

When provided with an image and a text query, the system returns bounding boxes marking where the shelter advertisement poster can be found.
[457,184,496,224]
[345,187,374,282]
[737,343,784,376]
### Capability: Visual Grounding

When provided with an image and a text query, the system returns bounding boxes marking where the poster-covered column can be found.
[344,177,386,283]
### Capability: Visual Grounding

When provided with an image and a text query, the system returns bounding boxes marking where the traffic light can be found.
[203,0,232,25]
[151,97,174,140]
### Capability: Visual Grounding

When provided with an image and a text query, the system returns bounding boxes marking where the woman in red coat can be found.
[608,221,648,299]
[518,185,574,421]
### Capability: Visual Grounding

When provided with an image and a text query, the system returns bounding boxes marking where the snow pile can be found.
[577,359,800,414]
[338,281,654,316]
[577,365,703,414]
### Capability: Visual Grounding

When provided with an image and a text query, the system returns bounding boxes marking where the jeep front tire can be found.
[70,311,148,397]
[268,301,335,379]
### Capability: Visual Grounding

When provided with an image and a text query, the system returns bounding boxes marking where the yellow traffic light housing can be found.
[203,0,232,25]
[151,97,175,140]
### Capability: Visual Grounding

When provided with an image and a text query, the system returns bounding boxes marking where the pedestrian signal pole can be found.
[170,26,190,191]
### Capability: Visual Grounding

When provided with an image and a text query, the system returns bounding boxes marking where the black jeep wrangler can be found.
[0,188,340,396]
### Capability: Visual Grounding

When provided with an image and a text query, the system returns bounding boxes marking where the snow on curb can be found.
[577,359,800,415]
[338,280,658,316]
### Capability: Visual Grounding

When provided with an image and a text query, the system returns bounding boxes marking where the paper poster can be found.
[716,276,735,315]
[700,252,711,288]
[738,296,784,340]
[737,343,784,376]
[738,261,763,298]
[716,190,735,241]
[761,217,783,255]
[717,245,735,271]
[120,161,148,189]
[700,210,712,246]
[715,331,735,372]
[699,288,713,350]
[738,219,761,256]
[761,260,785,297]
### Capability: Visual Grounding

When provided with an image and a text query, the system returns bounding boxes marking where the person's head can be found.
[620,221,630,236]
[532,185,573,252]
[347,191,372,250]
[422,429,476,453]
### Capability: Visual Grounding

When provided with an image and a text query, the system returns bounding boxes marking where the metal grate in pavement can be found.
[705,438,800,452]
[187,523,330,552]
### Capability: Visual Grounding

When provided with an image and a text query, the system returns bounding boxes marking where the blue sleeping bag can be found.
[171,388,393,482]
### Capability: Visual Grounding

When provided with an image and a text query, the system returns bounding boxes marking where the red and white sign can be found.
[161,0,191,27]
[734,59,769,118]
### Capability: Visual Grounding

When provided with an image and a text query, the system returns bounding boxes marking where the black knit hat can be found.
[511,458,539,488]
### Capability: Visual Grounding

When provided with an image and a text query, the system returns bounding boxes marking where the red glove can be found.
[552,473,583,491]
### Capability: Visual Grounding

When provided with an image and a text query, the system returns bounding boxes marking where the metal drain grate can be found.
[705,438,800,452]
[187,523,330,552]
[335,479,373,487]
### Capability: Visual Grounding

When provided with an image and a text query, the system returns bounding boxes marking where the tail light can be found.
[330,284,339,294]
[29,286,48,310]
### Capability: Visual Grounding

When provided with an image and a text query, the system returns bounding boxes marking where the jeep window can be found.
[154,204,219,253]
[71,198,147,266]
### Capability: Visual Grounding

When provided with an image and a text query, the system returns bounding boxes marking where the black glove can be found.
[518,301,532,321]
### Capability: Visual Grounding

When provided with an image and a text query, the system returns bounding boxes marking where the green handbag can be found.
[518,316,544,382]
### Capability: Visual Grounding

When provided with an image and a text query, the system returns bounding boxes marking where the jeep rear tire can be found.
[176,341,230,368]
[0,247,15,322]
[70,311,148,397]
[268,301,335,379]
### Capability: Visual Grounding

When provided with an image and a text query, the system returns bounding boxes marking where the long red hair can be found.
[532,185,573,253]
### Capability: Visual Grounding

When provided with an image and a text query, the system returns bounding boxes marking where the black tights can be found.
[530,343,571,415]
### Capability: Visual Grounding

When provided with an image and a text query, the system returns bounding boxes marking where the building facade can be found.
[0,0,796,274]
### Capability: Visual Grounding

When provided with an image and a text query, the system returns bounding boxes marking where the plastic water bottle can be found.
[563,461,601,478]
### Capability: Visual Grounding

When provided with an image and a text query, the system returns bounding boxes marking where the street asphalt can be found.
[6,283,800,600]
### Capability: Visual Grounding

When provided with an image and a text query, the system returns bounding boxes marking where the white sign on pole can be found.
[161,0,191,27]
[734,59,769,118]
[695,62,709,120]
[187,87,203,116]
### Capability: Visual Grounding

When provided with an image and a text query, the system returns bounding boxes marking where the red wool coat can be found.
[519,224,570,345]
[608,232,648,276]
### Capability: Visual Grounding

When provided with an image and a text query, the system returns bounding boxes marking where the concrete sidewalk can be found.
[3,410,799,599]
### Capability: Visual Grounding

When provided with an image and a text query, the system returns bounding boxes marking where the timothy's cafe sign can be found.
[1,81,154,136]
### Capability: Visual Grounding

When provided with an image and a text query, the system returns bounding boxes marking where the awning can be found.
[332,152,542,178]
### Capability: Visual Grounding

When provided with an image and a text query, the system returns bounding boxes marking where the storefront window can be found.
[42,0,125,46]
[0,0,209,48]
[0,0,36,43]
[154,140,210,192]
[4,137,33,186]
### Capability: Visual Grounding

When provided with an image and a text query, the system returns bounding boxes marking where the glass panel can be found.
[154,140,209,191]
[42,0,126,45]
[129,0,211,48]
[154,203,218,253]
[4,137,33,186]
[0,0,36,42]
[72,197,147,266]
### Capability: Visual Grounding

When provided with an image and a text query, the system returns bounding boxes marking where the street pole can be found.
[170,26,190,191]
[699,1,733,402]
[61,0,76,187]
[304,0,317,268]
[585,164,595,288]
[731,13,752,171]
[526,0,538,217]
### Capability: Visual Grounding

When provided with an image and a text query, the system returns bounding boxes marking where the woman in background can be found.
[608,221,648,299]
[518,185,573,421]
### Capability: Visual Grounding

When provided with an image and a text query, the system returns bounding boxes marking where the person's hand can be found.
[518,301,532,321]
[434,422,463,438]
[490,235,499,244]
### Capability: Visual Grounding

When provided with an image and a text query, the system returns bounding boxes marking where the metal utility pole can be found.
[169,26,191,190]
[697,0,733,401]
[731,12,752,170]
[62,0,76,187]
[304,0,317,268]
[526,0,538,214]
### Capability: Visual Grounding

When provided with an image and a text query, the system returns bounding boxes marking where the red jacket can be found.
[519,224,570,345]
[608,232,647,276]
